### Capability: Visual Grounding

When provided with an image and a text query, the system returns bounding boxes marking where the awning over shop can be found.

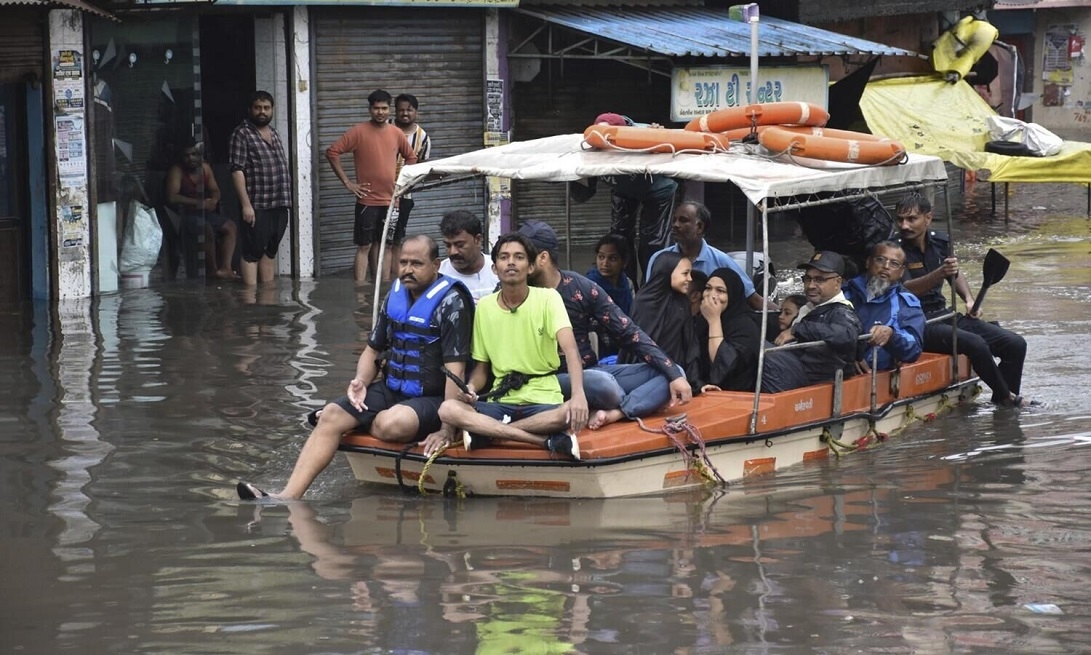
[861,75,1091,183]
[513,6,918,76]
[0,0,117,20]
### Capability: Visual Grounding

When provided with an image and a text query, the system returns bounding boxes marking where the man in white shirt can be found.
[438,210,499,302]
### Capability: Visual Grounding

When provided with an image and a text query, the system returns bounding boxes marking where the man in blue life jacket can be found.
[842,241,925,374]
[237,234,473,500]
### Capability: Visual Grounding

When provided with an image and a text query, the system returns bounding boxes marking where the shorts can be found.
[384,197,414,244]
[240,206,289,263]
[332,380,443,440]
[469,401,560,439]
[353,204,387,247]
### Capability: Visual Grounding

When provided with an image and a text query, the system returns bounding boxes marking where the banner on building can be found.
[671,66,829,122]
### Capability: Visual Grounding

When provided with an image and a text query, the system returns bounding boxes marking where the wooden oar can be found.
[970,248,1010,315]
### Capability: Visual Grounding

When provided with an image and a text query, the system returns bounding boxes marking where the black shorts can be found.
[240,206,289,263]
[384,197,414,244]
[354,204,387,247]
[331,380,442,439]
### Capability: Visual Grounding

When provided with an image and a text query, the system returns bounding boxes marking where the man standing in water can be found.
[237,235,473,500]
[381,93,433,282]
[895,192,1029,408]
[229,91,291,285]
[325,89,418,284]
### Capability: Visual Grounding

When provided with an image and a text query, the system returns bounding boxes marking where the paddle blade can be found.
[982,248,1010,286]
[971,248,1010,315]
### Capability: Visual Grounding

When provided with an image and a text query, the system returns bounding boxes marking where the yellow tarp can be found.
[861,75,1091,183]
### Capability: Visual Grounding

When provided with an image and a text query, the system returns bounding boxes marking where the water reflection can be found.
[1,182,1090,652]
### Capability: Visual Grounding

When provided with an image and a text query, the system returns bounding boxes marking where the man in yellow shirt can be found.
[438,232,589,458]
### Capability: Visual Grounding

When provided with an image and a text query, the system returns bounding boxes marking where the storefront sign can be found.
[670,66,828,122]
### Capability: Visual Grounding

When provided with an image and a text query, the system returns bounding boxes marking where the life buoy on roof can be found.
[583,125,729,153]
[758,126,907,166]
[684,102,829,133]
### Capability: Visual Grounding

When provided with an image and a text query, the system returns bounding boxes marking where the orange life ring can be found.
[758,126,907,166]
[584,125,729,153]
[684,102,829,133]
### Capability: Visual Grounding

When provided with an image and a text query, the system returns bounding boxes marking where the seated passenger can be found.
[437,209,500,302]
[842,241,925,374]
[516,221,692,431]
[438,232,587,458]
[236,235,473,500]
[627,252,699,388]
[688,270,709,316]
[696,267,762,392]
[778,294,807,332]
[165,141,237,279]
[585,233,635,357]
[895,192,1030,408]
[761,251,862,393]
[645,200,775,310]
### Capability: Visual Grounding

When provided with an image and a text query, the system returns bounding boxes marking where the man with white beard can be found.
[842,241,926,374]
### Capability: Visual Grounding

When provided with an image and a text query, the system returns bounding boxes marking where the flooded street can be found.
[3,182,1091,653]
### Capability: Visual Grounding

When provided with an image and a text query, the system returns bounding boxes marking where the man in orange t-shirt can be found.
[325,89,418,283]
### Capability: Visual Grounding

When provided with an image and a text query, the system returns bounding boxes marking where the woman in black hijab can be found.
[695,267,762,391]
[626,252,699,385]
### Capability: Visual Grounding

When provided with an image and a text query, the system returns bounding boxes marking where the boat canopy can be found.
[395,133,948,208]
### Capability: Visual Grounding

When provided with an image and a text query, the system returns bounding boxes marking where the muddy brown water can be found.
[2,182,1090,653]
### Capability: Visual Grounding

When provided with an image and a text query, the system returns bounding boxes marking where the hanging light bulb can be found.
[128,52,137,68]
[164,49,173,65]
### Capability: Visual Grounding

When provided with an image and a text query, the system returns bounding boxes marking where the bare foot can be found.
[214,268,238,280]
[589,409,625,430]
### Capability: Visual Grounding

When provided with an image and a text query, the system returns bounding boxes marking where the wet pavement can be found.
[2,181,1090,653]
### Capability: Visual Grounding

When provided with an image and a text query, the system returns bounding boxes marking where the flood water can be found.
[3,182,1091,654]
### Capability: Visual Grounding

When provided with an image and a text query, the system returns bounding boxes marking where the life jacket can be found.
[385,275,456,397]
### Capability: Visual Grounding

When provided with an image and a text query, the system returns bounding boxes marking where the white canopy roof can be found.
[395,133,948,207]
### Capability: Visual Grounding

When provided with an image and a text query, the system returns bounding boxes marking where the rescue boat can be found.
[334,133,977,499]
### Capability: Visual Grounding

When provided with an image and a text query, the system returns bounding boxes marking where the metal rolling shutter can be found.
[0,10,44,84]
[313,8,485,275]
[512,59,671,268]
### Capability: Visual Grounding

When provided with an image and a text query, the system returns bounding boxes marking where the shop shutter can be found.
[512,58,671,270]
[313,8,485,275]
[0,10,45,84]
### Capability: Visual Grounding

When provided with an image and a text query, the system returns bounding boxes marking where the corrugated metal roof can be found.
[515,6,919,58]
[0,0,117,20]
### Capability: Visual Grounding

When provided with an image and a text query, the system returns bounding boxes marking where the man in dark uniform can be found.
[237,234,474,500]
[894,192,1028,408]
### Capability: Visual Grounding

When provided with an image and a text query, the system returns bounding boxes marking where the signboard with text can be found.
[671,66,829,122]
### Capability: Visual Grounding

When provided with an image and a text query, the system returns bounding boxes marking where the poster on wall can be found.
[61,204,84,248]
[52,49,85,112]
[56,114,87,187]
[486,78,504,133]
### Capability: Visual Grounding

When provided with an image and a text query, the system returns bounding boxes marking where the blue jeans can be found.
[557,363,673,419]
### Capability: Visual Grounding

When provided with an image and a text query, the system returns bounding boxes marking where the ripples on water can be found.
[2,183,1090,653]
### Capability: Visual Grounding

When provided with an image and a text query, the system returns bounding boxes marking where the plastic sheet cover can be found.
[861,75,1091,183]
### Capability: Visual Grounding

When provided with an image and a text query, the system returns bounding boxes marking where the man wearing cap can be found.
[842,241,925,374]
[569,112,679,281]
[518,220,692,429]
[761,251,862,393]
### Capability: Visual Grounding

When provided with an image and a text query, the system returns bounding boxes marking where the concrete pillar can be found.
[484,9,512,245]
[49,10,91,299]
[292,6,314,278]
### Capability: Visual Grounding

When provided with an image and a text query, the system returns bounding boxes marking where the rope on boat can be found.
[394,442,418,494]
[821,426,858,458]
[394,440,468,497]
[635,414,726,485]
